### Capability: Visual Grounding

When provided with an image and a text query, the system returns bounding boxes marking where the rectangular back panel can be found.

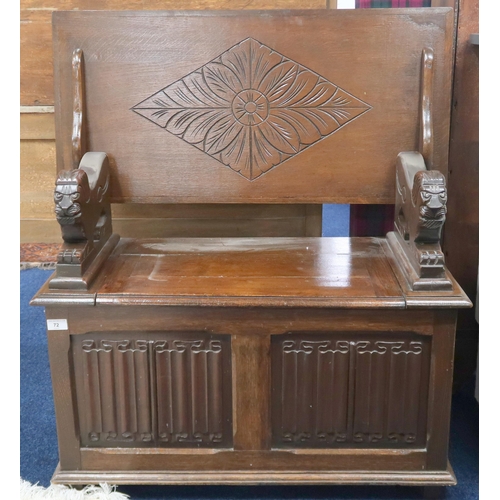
[53,9,453,204]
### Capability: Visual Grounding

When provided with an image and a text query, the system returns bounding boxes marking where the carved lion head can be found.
[412,171,447,225]
[54,169,90,224]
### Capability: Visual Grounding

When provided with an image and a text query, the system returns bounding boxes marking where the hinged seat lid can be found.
[95,237,404,307]
[24,236,467,308]
[32,237,471,308]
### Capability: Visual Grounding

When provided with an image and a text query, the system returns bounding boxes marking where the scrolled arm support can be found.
[50,152,118,290]
[55,152,111,245]
[395,152,447,246]
[389,152,451,291]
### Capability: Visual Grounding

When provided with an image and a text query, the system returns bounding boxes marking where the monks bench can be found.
[31,7,471,492]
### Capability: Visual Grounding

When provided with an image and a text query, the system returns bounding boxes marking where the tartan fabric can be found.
[356,0,431,7]
[349,204,395,238]
[350,0,430,237]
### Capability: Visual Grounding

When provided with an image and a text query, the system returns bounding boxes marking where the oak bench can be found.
[31,7,471,493]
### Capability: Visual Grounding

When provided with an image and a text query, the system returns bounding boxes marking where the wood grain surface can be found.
[51,465,456,486]
[52,9,453,204]
[440,0,479,392]
[21,203,322,243]
[442,0,478,328]
[92,237,406,307]
[20,112,56,239]
[32,236,471,308]
[20,111,55,140]
[21,0,326,106]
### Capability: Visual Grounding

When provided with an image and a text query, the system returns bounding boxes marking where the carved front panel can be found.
[73,333,232,448]
[76,339,153,446]
[272,333,431,448]
[154,340,228,446]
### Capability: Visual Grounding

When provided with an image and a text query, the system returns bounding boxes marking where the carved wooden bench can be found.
[32,8,471,492]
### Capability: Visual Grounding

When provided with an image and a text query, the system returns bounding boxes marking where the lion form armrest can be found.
[389,151,452,290]
[54,153,110,244]
[50,152,118,290]
[410,170,447,244]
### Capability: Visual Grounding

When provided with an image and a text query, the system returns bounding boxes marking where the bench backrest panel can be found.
[53,8,453,204]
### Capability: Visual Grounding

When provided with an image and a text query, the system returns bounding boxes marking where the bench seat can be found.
[33,236,468,309]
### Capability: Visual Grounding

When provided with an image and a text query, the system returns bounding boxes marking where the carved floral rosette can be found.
[133,38,371,180]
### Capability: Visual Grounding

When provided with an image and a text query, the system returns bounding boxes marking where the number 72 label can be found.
[47,319,68,330]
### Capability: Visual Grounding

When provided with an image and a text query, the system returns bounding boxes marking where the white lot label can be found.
[47,319,68,330]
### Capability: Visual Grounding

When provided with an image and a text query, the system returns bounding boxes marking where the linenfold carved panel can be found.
[79,339,152,445]
[132,38,371,180]
[73,333,232,448]
[154,340,226,445]
[272,334,431,448]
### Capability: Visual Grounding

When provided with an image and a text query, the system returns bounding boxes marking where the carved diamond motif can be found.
[132,38,371,180]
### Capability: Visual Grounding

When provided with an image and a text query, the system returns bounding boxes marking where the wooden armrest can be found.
[55,152,110,243]
[50,152,119,290]
[388,151,451,291]
[394,151,447,245]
